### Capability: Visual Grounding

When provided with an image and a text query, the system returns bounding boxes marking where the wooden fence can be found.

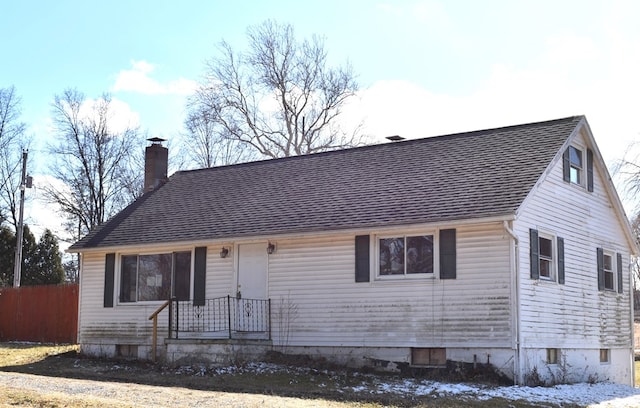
[0,284,78,343]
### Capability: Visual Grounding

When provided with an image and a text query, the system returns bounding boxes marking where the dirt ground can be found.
[0,343,571,407]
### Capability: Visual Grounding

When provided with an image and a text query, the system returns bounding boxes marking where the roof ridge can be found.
[174,115,584,177]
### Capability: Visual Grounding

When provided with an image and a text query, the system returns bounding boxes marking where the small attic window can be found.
[568,146,583,185]
[563,145,594,192]
[562,146,594,192]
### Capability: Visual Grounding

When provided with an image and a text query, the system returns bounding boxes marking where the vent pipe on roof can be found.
[144,137,168,193]
[386,135,405,142]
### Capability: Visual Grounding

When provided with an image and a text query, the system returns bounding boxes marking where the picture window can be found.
[378,235,433,276]
[120,251,191,303]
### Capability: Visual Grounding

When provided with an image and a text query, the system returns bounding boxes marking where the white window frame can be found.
[602,250,616,292]
[117,249,194,305]
[538,233,555,281]
[599,348,610,364]
[375,231,436,280]
[568,145,584,186]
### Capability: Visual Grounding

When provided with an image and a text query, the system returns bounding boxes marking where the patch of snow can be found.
[357,379,640,407]
[482,382,640,407]
[172,361,640,406]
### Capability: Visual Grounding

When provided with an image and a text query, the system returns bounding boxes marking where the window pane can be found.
[539,237,552,258]
[120,255,138,302]
[569,146,582,167]
[379,238,404,275]
[138,254,172,301]
[173,251,191,301]
[604,271,614,290]
[603,254,614,290]
[406,235,434,274]
[570,167,581,184]
[540,259,551,278]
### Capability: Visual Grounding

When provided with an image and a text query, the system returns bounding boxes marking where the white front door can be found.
[236,243,268,332]
[237,243,268,300]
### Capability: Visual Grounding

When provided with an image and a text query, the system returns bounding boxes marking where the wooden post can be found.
[151,315,158,362]
[148,299,171,363]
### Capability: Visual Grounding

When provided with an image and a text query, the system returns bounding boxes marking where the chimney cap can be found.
[147,137,167,144]
[386,135,405,142]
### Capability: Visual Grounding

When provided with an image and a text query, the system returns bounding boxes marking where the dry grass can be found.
[0,386,133,408]
[0,343,77,367]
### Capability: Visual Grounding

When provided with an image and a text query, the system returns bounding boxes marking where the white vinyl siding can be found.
[79,251,164,345]
[77,244,232,348]
[78,223,512,351]
[516,129,631,350]
[268,223,511,348]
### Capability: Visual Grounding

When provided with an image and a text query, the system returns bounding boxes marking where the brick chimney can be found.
[144,137,168,193]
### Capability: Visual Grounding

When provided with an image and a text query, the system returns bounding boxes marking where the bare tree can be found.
[46,89,142,240]
[615,144,640,311]
[0,86,29,230]
[183,105,255,168]
[186,20,362,161]
[616,140,640,213]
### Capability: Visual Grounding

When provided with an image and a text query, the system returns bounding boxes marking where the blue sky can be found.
[2,0,640,235]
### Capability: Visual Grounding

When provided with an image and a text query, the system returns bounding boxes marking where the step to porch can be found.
[164,337,273,366]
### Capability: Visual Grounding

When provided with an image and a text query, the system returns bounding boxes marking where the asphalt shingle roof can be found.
[69,116,583,250]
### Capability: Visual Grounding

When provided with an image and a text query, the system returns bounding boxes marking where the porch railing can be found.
[169,296,271,340]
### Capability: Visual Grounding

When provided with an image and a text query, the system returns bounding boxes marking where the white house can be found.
[69,116,637,385]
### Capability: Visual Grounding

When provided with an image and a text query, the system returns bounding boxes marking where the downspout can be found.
[76,253,83,347]
[503,220,520,385]
[629,257,635,387]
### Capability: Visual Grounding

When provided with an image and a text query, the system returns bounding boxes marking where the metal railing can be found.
[169,296,271,340]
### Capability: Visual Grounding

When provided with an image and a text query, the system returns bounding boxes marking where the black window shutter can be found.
[355,235,370,282]
[193,247,207,306]
[562,148,571,182]
[439,229,457,279]
[617,253,623,294]
[104,253,115,308]
[529,229,539,279]
[557,237,565,284]
[587,149,594,192]
[597,247,604,291]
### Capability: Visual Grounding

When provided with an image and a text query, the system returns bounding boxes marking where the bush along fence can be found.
[0,284,78,343]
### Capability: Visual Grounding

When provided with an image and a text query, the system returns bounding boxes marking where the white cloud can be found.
[350,23,639,164]
[544,33,600,66]
[64,96,140,134]
[341,16,640,213]
[112,60,197,95]
[105,97,141,131]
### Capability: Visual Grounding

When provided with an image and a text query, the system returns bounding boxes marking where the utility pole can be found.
[13,150,30,287]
